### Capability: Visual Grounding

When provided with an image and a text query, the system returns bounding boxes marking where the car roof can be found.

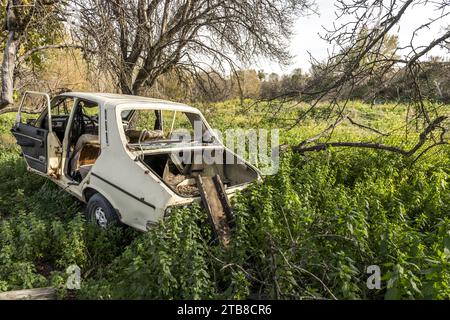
[59,92,200,113]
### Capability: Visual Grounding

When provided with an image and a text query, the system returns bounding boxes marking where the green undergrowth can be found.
[0,100,449,299]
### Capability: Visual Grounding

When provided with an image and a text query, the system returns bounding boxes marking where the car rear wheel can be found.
[86,193,119,228]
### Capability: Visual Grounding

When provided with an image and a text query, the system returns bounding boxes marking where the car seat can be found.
[70,134,100,180]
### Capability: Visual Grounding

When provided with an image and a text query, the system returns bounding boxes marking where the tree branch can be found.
[17,44,89,64]
[0,106,19,116]
[293,116,448,157]
[0,106,44,116]
[347,116,388,136]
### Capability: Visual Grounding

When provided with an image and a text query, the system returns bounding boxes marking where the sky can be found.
[257,0,450,75]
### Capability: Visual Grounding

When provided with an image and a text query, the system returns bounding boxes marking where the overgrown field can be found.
[0,101,449,299]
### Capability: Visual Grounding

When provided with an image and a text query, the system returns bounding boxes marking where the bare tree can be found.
[261,0,450,158]
[70,0,313,95]
[311,0,450,116]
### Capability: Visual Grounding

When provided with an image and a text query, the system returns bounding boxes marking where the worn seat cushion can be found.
[125,129,164,143]
[70,134,100,177]
[75,134,99,151]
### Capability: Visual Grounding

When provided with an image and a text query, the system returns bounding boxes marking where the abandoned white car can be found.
[11,92,261,235]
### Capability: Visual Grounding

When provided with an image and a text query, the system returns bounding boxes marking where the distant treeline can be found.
[146,58,450,104]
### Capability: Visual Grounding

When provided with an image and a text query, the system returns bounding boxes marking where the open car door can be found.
[11,91,52,174]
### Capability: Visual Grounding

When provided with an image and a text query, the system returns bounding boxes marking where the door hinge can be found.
[55,146,63,155]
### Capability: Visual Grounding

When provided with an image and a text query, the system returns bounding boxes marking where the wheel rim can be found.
[94,207,108,228]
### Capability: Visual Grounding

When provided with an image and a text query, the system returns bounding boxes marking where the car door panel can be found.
[11,124,49,173]
[11,91,53,174]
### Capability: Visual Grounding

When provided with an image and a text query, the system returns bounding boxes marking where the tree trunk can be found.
[119,71,133,95]
[0,30,20,108]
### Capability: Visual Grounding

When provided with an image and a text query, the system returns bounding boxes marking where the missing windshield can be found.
[121,109,216,149]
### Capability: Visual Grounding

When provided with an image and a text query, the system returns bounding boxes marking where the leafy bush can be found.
[78,149,449,300]
[0,101,448,299]
[0,142,139,293]
[79,205,216,299]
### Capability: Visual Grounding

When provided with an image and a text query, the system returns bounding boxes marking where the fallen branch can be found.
[276,246,337,300]
[0,287,56,300]
[297,114,388,149]
[0,106,19,115]
[294,141,409,154]
[411,141,449,165]
[293,116,448,157]
[0,106,44,116]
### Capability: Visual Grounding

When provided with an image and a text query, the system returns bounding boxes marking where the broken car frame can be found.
[11,92,261,244]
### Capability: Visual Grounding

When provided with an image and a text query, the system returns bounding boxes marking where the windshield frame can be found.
[115,103,219,151]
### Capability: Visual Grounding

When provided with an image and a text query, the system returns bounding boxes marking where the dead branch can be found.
[347,116,388,136]
[0,106,46,116]
[276,245,338,300]
[294,141,410,154]
[0,287,56,300]
[293,116,448,156]
[0,106,20,116]
[296,114,388,148]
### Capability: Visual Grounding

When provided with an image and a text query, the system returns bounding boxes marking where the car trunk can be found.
[139,149,259,197]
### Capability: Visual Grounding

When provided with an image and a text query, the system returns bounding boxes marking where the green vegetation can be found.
[0,101,449,299]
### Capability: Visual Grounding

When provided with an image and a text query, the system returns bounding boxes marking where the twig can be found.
[347,116,387,136]
[276,247,338,300]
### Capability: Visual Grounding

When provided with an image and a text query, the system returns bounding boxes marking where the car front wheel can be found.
[86,193,119,228]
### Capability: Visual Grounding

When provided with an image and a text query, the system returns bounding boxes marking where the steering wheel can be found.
[83,114,97,127]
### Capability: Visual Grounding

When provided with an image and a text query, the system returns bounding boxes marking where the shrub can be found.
[0,101,448,299]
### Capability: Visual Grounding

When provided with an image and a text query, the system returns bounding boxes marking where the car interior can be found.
[36,98,101,182]
[65,100,100,182]
[122,109,259,197]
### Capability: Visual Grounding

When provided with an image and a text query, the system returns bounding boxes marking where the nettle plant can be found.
[78,205,216,299]
[0,144,139,293]
[0,129,449,299]
[224,150,450,299]
[77,149,449,300]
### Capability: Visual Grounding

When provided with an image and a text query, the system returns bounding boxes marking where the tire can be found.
[85,193,119,229]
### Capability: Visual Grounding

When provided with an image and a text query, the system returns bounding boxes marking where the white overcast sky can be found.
[257,0,450,75]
